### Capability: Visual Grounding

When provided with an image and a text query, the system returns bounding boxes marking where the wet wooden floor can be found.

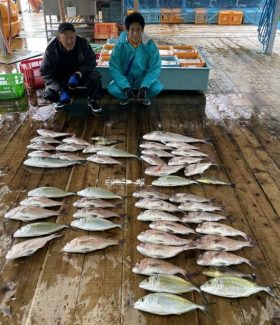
[0,15,280,324]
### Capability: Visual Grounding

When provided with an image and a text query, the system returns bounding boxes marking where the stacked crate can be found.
[94,23,118,39]
[160,8,182,24]
[218,10,243,25]
[195,8,207,24]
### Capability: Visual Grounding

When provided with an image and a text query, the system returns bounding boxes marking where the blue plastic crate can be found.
[161,56,179,67]
[207,8,219,24]
[183,8,195,23]
[243,8,262,24]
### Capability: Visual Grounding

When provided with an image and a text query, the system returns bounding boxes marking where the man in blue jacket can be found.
[108,12,163,106]
[40,22,103,114]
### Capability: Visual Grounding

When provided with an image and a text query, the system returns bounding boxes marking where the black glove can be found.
[138,87,148,101]
[123,87,134,100]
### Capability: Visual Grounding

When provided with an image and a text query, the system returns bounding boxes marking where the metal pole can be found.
[265,0,280,54]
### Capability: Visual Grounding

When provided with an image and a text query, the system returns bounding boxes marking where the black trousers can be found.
[44,70,103,102]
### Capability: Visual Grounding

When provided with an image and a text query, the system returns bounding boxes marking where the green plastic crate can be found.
[0,73,24,99]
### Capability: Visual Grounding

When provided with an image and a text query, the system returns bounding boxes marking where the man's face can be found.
[128,22,143,43]
[58,30,76,51]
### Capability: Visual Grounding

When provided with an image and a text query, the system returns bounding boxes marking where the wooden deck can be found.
[0,15,280,324]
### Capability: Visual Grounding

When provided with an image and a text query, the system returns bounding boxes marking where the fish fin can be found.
[246,235,256,245]
[182,271,199,280]
[250,273,257,281]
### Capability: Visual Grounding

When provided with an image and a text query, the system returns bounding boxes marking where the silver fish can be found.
[6,233,62,259]
[28,150,52,158]
[165,142,199,150]
[149,221,196,235]
[30,136,62,144]
[71,217,123,231]
[37,129,72,138]
[62,136,91,146]
[63,235,124,253]
[168,156,202,166]
[137,210,181,222]
[200,277,276,298]
[24,157,80,168]
[135,199,180,212]
[169,193,211,203]
[132,258,190,279]
[178,202,222,212]
[51,153,86,161]
[73,198,116,209]
[140,142,170,150]
[196,177,233,186]
[141,149,173,158]
[82,144,116,154]
[152,176,197,187]
[196,222,251,240]
[202,267,256,281]
[97,148,137,158]
[143,131,208,144]
[139,274,200,294]
[197,251,254,267]
[134,293,206,315]
[182,212,228,223]
[4,206,60,221]
[14,222,68,237]
[140,155,167,166]
[171,149,208,158]
[192,235,254,251]
[133,189,169,200]
[184,162,215,176]
[91,136,120,145]
[28,187,75,198]
[138,229,192,246]
[56,143,86,152]
[86,154,122,165]
[77,187,121,199]
[137,242,193,259]
[20,196,63,208]
[73,207,119,219]
[145,165,184,177]
[27,143,56,151]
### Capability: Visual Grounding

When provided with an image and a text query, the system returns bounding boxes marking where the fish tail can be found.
[118,239,126,245]
[200,302,216,319]
[249,273,257,281]
[246,235,256,245]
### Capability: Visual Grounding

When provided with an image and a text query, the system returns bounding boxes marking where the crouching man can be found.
[40,22,103,114]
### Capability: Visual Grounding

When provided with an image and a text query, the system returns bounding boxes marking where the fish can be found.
[133,189,169,200]
[171,149,209,158]
[196,177,233,186]
[169,193,211,203]
[71,217,123,231]
[30,136,62,144]
[27,143,56,151]
[143,131,209,144]
[140,142,170,150]
[51,153,86,161]
[97,148,137,158]
[62,136,91,146]
[178,202,222,212]
[196,222,252,240]
[137,242,193,259]
[56,143,87,152]
[135,199,180,212]
[202,267,256,281]
[24,157,80,168]
[37,129,72,138]
[63,235,125,253]
[149,221,196,235]
[137,210,181,222]
[152,176,197,187]
[165,142,200,151]
[197,251,254,268]
[192,235,254,251]
[200,277,277,299]
[4,206,60,222]
[86,154,122,165]
[82,145,116,154]
[184,162,215,176]
[73,207,120,219]
[141,149,173,158]
[13,222,68,237]
[137,229,193,246]
[28,187,75,198]
[168,156,202,166]
[139,274,201,294]
[20,196,63,208]
[134,293,206,315]
[132,258,190,279]
[28,151,52,158]
[140,155,167,166]
[181,212,228,223]
[91,136,120,145]
[73,198,116,209]
[77,187,121,199]
[6,233,62,259]
[145,165,184,177]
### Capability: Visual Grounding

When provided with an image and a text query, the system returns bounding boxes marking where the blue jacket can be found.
[109,31,161,89]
